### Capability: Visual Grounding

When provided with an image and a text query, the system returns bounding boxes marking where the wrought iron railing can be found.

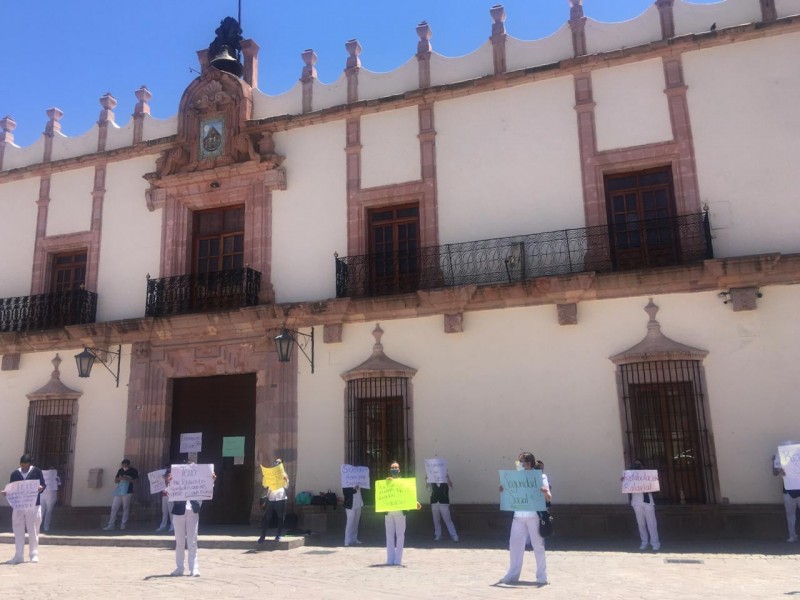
[145,267,261,317]
[0,289,97,333]
[336,212,712,298]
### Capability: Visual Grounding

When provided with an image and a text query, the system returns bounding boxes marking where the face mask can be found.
[390,469,400,476]
[516,461,525,471]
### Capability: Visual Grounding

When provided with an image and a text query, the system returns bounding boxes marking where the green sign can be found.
[222,436,245,457]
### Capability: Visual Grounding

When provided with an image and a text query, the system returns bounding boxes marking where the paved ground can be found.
[1,529,798,599]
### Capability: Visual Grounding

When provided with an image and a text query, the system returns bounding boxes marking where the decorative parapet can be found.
[656,0,676,39]
[345,39,362,103]
[97,92,117,152]
[132,85,152,144]
[301,49,318,114]
[43,107,63,163]
[569,0,587,57]
[0,115,16,171]
[241,39,260,88]
[490,5,507,75]
[416,21,432,89]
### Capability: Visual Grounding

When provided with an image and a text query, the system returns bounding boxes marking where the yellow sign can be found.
[260,463,287,490]
[374,477,418,512]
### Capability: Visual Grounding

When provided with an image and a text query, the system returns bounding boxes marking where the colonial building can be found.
[1,0,799,535]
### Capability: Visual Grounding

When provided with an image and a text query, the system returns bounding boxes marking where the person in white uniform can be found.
[499,452,551,586]
[168,463,216,577]
[628,458,660,551]
[3,454,46,564]
[773,440,800,542]
[41,467,60,532]
[384,461,421,566]
[343,484,364,546]
[429,473,458,542]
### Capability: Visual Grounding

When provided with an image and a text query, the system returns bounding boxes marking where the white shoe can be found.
[170,569,184,576]
[191,569,200,577]
[30,556,39,563]
[788,536,798,543]
[103,525,115,531]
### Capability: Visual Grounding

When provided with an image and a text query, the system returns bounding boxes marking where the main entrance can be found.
[171,373,256,524]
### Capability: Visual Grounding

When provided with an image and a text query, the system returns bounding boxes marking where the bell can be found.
[209,45,243,77]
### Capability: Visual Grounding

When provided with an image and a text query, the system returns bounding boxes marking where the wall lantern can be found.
[273,327,314,374]
[74,345,122,387]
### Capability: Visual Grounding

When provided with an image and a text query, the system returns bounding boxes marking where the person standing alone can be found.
[104,459,138,531]
[3,454,46,564]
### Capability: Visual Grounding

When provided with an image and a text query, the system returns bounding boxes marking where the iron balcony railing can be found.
[145,267,261,318]
[336,212,712,298]
[0,289,98,333]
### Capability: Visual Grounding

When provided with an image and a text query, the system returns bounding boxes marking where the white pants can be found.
[385,511,406,565]
[12,506,42,561]
[431,502,458,540]
[344,507,362,545]
[159,495,173,529]
[632,502,660,549]
[505,516,547,584]
[108,494,132,527]
[784,493,800,539]
[41,490,57,531]
[172,510,200,573]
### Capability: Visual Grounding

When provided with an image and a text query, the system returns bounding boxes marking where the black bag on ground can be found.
[324,490,337,510]
[538,511,554,538]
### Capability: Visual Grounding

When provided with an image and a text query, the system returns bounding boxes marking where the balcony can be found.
[0,289,98,333]
[336,212,712,298]
[145,267,261,318]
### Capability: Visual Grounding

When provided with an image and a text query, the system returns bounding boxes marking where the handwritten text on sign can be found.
[778,444,800,491]
[3,480,41,510]
[168,463,215,501]
[341,464,370,489]
[260,463,287,490]
[424,458,448,484]
[43,469,59,490]
[374,477,418,512]
[499,470,546,512]
[179,432,203,453]
[621,470,660,494]
[148,469,167,494]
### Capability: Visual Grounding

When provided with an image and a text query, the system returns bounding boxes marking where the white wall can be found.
[98,156,162,321]
[296,288,800,505]
[361,106,421,189]
[271,121,347,303]
[593,58,673,152]
[0,347,131,507]
[46,167,94,236]
[685,32,800,257]
[0,177,39,297]
[436,76,584,243]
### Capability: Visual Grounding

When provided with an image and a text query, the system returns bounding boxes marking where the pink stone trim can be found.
[241,39,260,89]
[43,108,63,163]
[557,303,578,325]
[569,1,587,57]
[1,353,20,370]
[301,49,317,114]
[760,0,777,22]
[490,5,507,75]
[416,21,432,89]
[97,92,117,153]
[132,86,151,145]
[324,323,343,343]
[656,0,675,39]
[345,39,362,104]
[0,115,16,171]
[444,312,463,333]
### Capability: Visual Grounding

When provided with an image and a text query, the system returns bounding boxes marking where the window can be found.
[193,205,245,274]
[368,204,420,295]
[605,167,679,270]
[51,251,87,292]
[25,399,77,506]
[345,377,412,504]
[620,361,715,505]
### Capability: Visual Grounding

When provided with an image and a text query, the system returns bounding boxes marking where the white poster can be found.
[621,470,660,494]
[42,469,59,490]
[168,463,215,501]
[180,432,203,453]
[148,469,167,494]
[778,444,800,491]
[3,480,41,509]
[425,458,448,484]
[340,464,370,489]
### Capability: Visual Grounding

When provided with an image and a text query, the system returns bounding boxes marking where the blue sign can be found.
[499,469,546,512]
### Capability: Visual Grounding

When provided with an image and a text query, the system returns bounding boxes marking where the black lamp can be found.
[273,327,314,374]
[74,345,122,387]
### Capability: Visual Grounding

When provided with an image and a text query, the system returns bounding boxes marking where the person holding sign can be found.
[2,454,46,564]
[429,474,459,542]
[624,458,660,551]
[258,458,290,543]
[103,459,139,531]
[382,461,421,566]
[167,462,216,576]
[155,464,173,533]
[773,440,800,542]
[498,452,551,586]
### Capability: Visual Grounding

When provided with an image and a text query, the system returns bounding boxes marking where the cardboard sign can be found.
[148,469,167,494]
[375,477,418,512]
[424,458,448,484]
[499,470,546,512]
[261,463,287,490]
[3,480,41,509]
[341,464,370,489]
[42,469,59,490]
[621,470,661,494]
[179,432,202,453]
[168,463,215,501]
[778,444,800,491]
[222,436,245,458]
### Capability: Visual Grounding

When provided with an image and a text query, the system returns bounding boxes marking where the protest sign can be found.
[260,463,287,490]
[341,464,370,489]
[222,436,245,457]
[621,470,660,494]
[148,469,167,494]
[180,432,202,453]
[168,463,215,501]
[374,477,418,512]
[43,469,59,490]
[424,458,448,484]
[2,480,41,510]
[499,469,546,512]
[778,443,800,491]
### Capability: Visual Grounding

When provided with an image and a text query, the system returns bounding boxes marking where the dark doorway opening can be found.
[171,373,256,524]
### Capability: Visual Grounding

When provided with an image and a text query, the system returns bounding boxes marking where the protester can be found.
[499,452,551,586]
[773,440,800,542]
[168,462,216,577]
[2,454,46,564]
[385,461,421,566]
[429,473,458,542]
[41,466,60,532]
[103,459,139,531]
[626,458,660,551]
[155,464,172,532]
[258,458,290,543]
[343,483,364,546]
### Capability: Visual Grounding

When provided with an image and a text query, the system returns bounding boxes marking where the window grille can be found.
[25,398,77,506]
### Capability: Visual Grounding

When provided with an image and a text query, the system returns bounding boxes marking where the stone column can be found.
[301,49,317,114]
[132,85,152,145]
[490,5,507,75]
[345,39,362,103]
[416,21,432,89]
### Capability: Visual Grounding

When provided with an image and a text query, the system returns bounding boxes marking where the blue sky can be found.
[4,0,718,147]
